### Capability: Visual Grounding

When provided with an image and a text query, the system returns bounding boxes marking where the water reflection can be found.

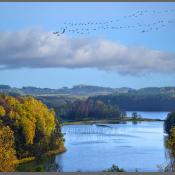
[17,155,63,172]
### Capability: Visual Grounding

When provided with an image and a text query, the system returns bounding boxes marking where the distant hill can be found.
[0,84,134,96]
[137,87,175,95]
[0,84,175,97]
[1,84,175,113]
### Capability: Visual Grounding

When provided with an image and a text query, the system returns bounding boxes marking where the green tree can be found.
[164,112,175,134]
[132,112,139,120]
[104,164,124,172]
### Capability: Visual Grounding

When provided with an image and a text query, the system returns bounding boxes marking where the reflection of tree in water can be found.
[41,155,63,172]
[17,155,63,172]
[132,120,142,125]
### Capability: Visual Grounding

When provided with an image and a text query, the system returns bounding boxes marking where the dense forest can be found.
[0,94,64,171]
[59,99,121,121]
[89,93,175,111]
[36,93,175,121]
[37,96,122,121]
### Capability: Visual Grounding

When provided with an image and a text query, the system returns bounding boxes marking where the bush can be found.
[104,164,124,172]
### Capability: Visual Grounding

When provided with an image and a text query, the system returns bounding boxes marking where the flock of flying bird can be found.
[53,9,175,36]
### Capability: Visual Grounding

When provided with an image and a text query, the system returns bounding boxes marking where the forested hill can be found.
[37,92,175,120]
[89,93,175,111]
[1,84,175,112]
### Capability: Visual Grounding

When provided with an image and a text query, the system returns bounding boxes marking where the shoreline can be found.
[63,118,164,125]
[14,146,66,165]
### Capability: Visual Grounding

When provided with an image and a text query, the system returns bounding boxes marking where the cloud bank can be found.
[0,29,175,75]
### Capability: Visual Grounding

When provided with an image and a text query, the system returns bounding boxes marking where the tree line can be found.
[57,99,122,121]
[89,93,175,111]
[37,93,175,122]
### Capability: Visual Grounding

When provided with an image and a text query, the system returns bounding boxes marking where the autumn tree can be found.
[0,94,64,159]
[0,106,5,117]
[0,124,17,172]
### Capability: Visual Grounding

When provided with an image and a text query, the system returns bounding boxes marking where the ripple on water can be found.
[71,141,107,145]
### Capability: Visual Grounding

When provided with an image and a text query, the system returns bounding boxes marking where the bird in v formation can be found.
[53,9,175,36]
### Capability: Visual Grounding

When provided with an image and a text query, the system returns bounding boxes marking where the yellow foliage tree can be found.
[167,127,175,155]
[21,117,36,145]
[0,125,17,172]
[0,94,64,159]
[2,96,56,145]
[0,106,5,117]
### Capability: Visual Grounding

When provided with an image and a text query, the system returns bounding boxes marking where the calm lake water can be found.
[17,112,171,172]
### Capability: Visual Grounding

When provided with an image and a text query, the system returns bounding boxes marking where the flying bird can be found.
[53,31,59,34]
[53,28,66,36]
[53,9,175,36]
[61,29,66,34]
[53,31,61,36]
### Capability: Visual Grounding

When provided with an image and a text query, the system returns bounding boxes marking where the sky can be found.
[0,2,175,89]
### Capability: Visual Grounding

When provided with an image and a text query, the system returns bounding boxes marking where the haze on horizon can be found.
[0,2,175,89]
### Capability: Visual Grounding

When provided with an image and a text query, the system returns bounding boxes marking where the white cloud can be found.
[0,28,175,75]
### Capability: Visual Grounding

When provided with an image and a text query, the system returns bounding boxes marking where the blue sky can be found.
[0,2,175,89]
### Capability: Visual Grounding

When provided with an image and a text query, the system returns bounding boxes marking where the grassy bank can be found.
[14,157,36,165]
[63,117,164,125]
[14,146,66,165]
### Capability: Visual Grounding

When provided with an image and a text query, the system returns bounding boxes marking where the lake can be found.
[17,112,172,172]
